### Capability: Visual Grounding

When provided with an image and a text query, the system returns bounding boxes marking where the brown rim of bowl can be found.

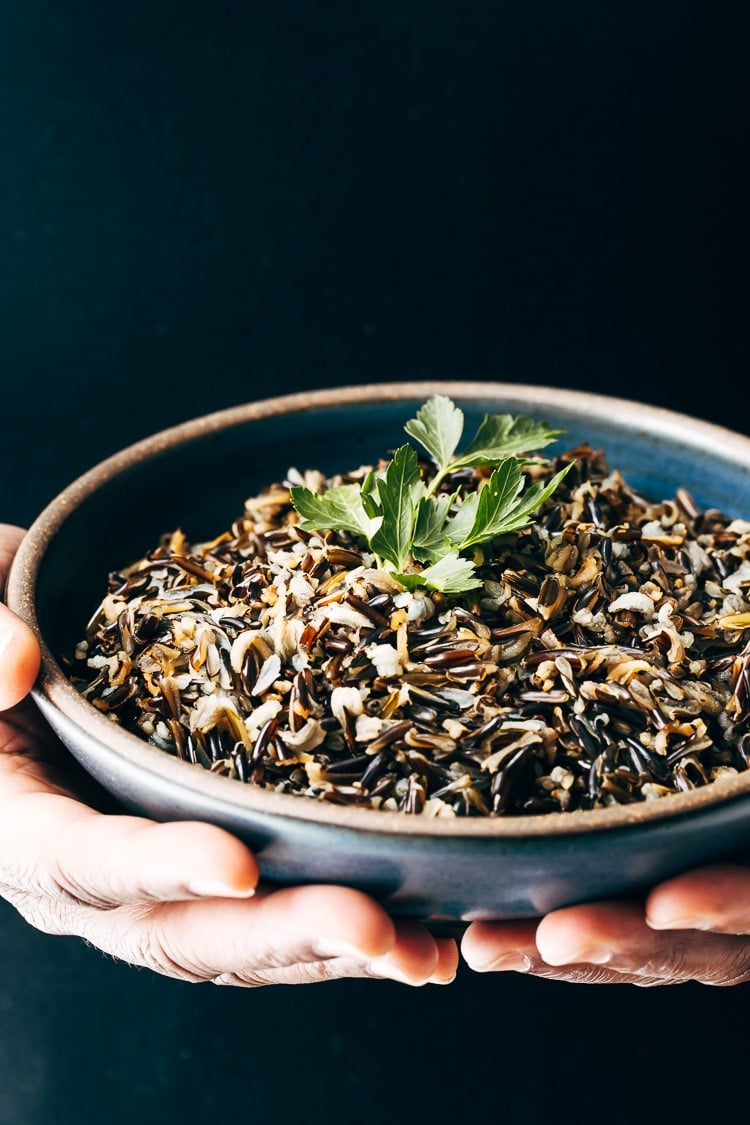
[8,380,750,838]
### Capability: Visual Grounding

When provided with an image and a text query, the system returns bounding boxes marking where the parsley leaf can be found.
[403,394,465,472]
[411,493,455,564]
[289,482,381,541]
[481,464,574,533]
[369,444,423,571]
[288,394,573,597]
[449,460,572,550]
[456,413,562,467]
[395,553,482,594]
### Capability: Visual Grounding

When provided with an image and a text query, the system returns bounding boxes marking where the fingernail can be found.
[647,913,714,932]
[547,945,612,966]
[367,956,424,986]
[187,880,256,898]
[428,971,457,985]
[474,952,532,973]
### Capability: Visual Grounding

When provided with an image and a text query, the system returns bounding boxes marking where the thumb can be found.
[0,603,41,710]
[0,525,41,711]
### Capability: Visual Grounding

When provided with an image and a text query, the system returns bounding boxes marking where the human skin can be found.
[0,524,457,987]
[460,876,750,986]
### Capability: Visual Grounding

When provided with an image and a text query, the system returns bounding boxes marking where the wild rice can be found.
[69,444,750,816]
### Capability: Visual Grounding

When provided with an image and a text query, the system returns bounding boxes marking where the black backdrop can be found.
[1,4,749,1123]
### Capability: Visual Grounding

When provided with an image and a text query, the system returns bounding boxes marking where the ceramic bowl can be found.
[8,382,750,926]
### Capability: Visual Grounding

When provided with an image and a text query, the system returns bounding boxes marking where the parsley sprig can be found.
[290,394,572,594]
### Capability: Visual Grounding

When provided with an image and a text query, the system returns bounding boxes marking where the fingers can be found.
[536,900,750,985]
[0,792,459,986]
[461,919,539,974]
[0,787,459,987]
[462,899,750,986]
[25,881,456,987]
[431,934,461,983]
[157,884,396,978]
[646,864,750,935]
[367,917,456,985]
[462,918,626,984]
[0,794,259,905]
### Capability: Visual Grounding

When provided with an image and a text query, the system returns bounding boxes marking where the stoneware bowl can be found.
[8,382,750,926]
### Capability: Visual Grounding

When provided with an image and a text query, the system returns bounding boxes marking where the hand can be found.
[461,869,750,987]
[0,524,457,987]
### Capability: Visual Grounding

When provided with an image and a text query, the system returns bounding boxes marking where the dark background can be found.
[1,3,748,1123]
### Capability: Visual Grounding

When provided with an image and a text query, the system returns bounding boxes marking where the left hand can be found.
[461,866,750,986]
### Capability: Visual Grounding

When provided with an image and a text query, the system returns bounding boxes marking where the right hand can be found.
[0,524,458,987]
[461,868,750,987]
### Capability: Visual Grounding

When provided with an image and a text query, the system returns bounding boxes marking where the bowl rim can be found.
[9,379,750,839]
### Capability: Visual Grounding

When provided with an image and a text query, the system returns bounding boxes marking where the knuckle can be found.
[620,935,695,982]
[534,964,619,986]
[697,946,750,987]
[614,936,750,986]
[294,959,361,984]
[125,910,213,982]
[0,849,114,912]
[647,936,750,986]
[212,960,359,988]
[212,971,269,988]
[42,865,113,911]
[631,974,679,988]
[2,888,81,937]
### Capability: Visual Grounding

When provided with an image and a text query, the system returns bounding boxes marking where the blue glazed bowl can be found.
[8,382,750,925]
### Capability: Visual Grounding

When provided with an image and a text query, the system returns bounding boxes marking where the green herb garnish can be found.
[290,394,572,594]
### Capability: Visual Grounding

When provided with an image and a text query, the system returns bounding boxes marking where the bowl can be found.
[8,381,750,926]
